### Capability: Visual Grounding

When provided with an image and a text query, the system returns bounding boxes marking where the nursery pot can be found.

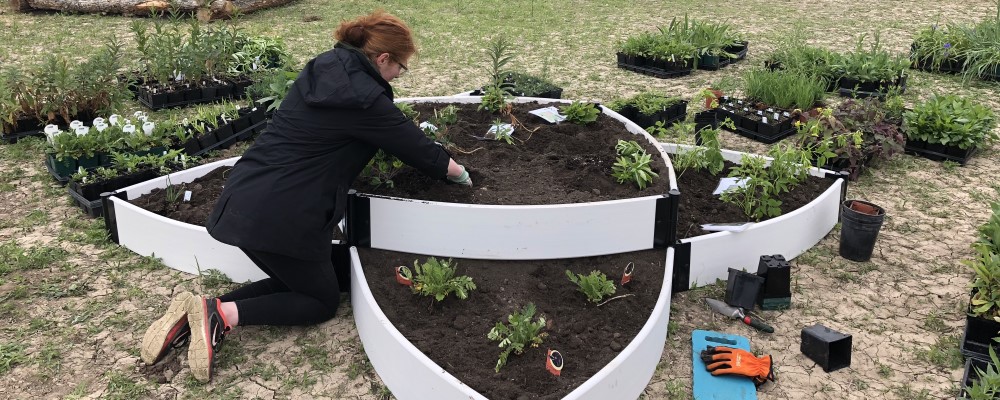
[839,200,885,262]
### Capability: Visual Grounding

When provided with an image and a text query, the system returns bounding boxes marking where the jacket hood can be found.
[296,43,394,109]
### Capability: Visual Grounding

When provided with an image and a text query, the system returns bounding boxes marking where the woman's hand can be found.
[446,159,473,187]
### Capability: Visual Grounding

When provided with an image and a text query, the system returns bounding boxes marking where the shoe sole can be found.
[187,296,213,383]
[140,291,193,365]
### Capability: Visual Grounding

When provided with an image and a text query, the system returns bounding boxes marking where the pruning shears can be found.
[705,298,774,333]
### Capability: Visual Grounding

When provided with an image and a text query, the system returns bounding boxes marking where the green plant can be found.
[672,121,727,177]
[164,175,185,206]
[612,140,658,190]
[484,35,516,86]
[396,102,419,121]
[360,149,404,188]
[720,143,817,221]
[565,270,616,303]
[967,346,1000,399]
[487,303,547,372]
[912,23,969,70]
[968,243,1000,322]
[399,257,476,302]
[498,71,559,97]
[489,118,514,144]
[903,94,997,150]
[979,201,1000,253]
[247,68,297,112]
[835,31,909,82]
[559,101,599,125]
[610,92,682,117]
[743,68,827,110]
[478,84,511,113]
[960,4,1000,82]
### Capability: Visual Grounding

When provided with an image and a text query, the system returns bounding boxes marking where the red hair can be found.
[334,10,416,63]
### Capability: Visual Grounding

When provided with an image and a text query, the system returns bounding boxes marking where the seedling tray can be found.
[729,124,796,144]
[959,357,993,399]
[904,140,976,165]
[189,117,267,157]
[961,313,1000,362]
[1,128,43,144]
[68,184,104,218]
[617,62,693,79]
[136,77,249,110]
[837,75,908,99]
[697,41,749,71]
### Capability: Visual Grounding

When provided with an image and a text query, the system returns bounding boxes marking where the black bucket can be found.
[839,200,885,262]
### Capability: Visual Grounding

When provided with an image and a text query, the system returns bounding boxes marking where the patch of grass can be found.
[923,312,949,333]
[36,341,63,376]
[249,363,280,381]
[0,342,27,375]
[892,382,932,400]
[199,268,234,291]
[37,280,91,299]
[877,362,893,378]
[916,334,963,370]
[346,353,374,380]
[0,241,69,276]
[663,381,687,399]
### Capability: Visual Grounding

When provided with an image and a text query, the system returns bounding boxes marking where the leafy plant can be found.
[610,92,683,117]
[612,140,658,190]
[969,243,1000,322]
[489,118,514,144]
[966,346,1000,400]
[400,257,476,302]
[396,102,420,121]
[559,101,600,125]
[671,120,727,178]
[478,84,511,113]
[911,23,969,70]
[498,71,559,97]
[248,68,297,112]
[565,270,616,303]
[979,201,1000,254]
[720,143,817,221]
[835,31,909,82]
[360,149,404,188]
[487,303,547,372]
[903,94,997,150]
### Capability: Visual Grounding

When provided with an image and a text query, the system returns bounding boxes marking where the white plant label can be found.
[701,222,753,232]
[773,112,780,121]
[762,117,769,124]
[528,106,566,124]
[783,111,791,117]
[419,121,438,133]
[183,191,192,202]
[712,177,749,195]
[486,123,515,140]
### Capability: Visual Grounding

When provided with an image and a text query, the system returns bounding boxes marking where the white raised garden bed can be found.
[350,246,676,400]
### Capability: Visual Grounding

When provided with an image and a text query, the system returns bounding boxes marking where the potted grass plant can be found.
[834,31,909,98]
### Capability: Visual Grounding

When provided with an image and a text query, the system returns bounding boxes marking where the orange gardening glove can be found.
[700,346,775,386]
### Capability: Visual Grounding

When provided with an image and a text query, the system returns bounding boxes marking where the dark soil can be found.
[352,102,672,205]
[128,166,231,225]
[356,247,667,400]
[675,162,834,239]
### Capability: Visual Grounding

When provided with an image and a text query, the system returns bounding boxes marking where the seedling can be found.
[488,119,515,144]
[488,303,547,372]
[559,101,600,125]
[399,257,476,302]
[612,140,658,190]
[479,84,511,114]
[566,270,617,303]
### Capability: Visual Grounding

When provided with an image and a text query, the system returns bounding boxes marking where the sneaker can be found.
[187,296,232,383]
[140,291,194,365]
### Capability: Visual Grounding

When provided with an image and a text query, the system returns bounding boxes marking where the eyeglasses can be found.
[397,60,408,75]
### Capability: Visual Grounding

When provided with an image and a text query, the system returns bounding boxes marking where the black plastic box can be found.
[725,268,764,312]
[801,324,852,372]
[756,255,791,310]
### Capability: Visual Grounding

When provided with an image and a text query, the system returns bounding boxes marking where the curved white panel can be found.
[111,157,268,283]
[366,195,662,259]
[351,246,674,400]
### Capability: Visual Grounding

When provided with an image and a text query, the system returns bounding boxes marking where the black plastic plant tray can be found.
[617,62,693,79]
[1,128,43,144]
[45,156,74,185]
[729,124,797,144]
[68,184,104,218]
[138,89,235,111]
[904,142,976,166]
[837,76,908,99]
[959,357,993,399]
[189,118,267,157]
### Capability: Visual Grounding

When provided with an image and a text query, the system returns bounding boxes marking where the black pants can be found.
[218,248,341,326]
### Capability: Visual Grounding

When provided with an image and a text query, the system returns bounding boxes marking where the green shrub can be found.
[559,101,600,125]
[903,94,997,149]
[565,270,616,303]
[400,257,476,302]
[487,303,547,372]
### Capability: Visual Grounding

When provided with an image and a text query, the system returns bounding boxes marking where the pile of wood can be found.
[9,0,295,21]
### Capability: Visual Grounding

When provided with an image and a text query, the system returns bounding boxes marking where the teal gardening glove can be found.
[447,165,473,187]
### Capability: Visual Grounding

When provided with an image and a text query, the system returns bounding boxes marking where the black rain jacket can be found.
[206,43,451,261]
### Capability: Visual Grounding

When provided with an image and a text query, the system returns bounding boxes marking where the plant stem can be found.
[597,293,635,307]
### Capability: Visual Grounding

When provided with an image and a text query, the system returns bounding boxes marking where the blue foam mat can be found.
[692,330,757,400]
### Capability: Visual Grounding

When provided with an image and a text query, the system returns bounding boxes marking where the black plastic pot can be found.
[839,200,885,262]
[756,255,791,310]
[724,268,764,312]
[801,324,852,372]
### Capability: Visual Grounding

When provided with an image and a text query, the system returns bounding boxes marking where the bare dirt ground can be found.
[1,1,998,399]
